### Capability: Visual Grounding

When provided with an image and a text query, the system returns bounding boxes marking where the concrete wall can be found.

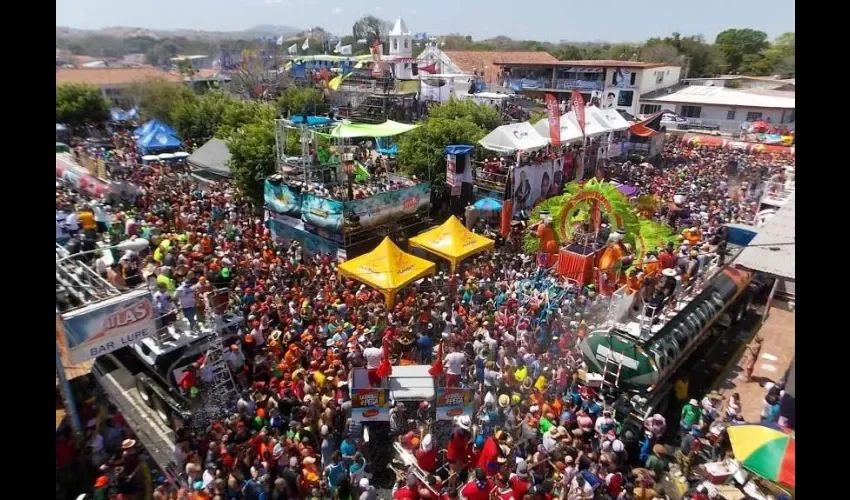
[661,103,795,134]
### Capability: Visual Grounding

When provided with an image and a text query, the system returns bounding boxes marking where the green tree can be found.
[714,28,769,73]
[173,90,238,144]
[755,32,795,77]
[426,98,502,131]
[639,42,681,64]
[277,87,326,117]
[352,15,391,45]
[56,83,110,132]
[129,79,197,124]
[398,117,488,185]
[175,59,197,78]
[226,115,277,207]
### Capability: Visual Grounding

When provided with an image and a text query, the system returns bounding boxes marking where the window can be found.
[745,111,763,121]
[640,103,661,115]
[393,39,398,51]
[630,72,637,85]
[617,90,634,107]
[726,108,737,120]
[680,105,702,118]
[404,39,409,49]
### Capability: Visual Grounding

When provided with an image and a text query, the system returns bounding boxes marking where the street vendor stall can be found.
[338,237,436,307]
[408,216,495,271]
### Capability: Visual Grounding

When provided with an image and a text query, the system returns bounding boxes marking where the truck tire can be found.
[152,392,172,425]
[136,377,154,408]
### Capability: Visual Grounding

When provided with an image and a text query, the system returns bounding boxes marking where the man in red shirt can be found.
[178,364,198,394]
[508,462,530,499]
[415,434,438,473]
[659,243,677,269]
[460,468,494,500]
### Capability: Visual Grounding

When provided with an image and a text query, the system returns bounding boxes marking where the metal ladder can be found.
[198,291,240,418]
[600,351,625,388]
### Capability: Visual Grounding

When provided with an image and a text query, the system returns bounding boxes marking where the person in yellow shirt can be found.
[78,206,96,232]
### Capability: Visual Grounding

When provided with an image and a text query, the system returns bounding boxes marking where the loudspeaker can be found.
[412,63,418,76]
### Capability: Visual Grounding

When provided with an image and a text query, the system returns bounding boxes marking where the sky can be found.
[56,0,795,43]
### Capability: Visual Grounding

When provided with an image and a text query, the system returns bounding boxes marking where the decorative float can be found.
[526,179,677,294]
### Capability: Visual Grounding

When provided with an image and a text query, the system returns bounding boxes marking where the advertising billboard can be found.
[351,388,390,422]
[511,160,560,213]
[347,182,431,229]
[436,387,474,421]
[58,289,156,364]
[264,181,302,216]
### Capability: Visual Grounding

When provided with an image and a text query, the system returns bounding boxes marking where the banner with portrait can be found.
[511,161,561,214]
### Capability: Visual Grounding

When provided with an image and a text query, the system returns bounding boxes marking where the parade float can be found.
[525,179,676,292]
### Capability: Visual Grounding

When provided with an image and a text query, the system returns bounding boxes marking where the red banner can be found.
[571,90,586,137]
[544,93,561,148]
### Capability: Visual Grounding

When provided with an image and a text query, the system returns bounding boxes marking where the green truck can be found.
[580,264,756,424]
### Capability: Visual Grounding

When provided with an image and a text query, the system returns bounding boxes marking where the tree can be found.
[756,32,795,77]
[425,98,502,131]
[277,87,326,117]
[226,115,277,207]
[128,79,197,124]
[175,59,197,78]
[352,15,391,45]
[398,117,488,185]
[172,90,238,144]
[714,28,769,73]
[56,83,110,131]
[639,42,681,64]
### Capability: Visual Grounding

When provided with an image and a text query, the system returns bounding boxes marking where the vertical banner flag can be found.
[288,44,297,55]
[371,41,384,77]
[571,90,586,137]
[302,38,310,51]
[501,166,514,237]
[339,45,353,55]
[544,93,561,148]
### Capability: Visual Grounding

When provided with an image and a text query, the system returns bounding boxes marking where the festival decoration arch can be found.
[556,179,640,246]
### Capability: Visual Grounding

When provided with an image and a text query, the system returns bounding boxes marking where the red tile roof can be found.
[56,66,183,87]
[443,50,559,83]
[495,59,675,69]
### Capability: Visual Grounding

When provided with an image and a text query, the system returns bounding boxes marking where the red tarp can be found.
[629,111,665,137]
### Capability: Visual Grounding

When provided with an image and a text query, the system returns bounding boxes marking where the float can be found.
[526,179,676,293]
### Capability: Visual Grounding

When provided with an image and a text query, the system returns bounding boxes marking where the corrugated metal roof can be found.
[734,194,795,279]
[643,85,795,109]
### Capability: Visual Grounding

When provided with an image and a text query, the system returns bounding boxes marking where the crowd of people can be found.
[56,128,794,500]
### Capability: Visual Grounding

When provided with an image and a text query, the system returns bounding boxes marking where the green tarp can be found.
[327,120,419,139]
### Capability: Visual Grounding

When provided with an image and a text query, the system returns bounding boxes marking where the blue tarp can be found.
[375,137,399,155]
[134,119,177,139]
[289,115,333,126]
[444,145,476,155]
[138,125,182,152]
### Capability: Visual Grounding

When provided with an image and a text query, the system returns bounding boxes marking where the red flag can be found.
[544,93,561,148]
[376,342,393,378]
[418,62,438,74]
[500,166,514,237]
[571,90,586,137]
[476,436,501,475]
[429,342,444,377]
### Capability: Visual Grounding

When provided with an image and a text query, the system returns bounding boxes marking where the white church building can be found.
[385,17,416,80]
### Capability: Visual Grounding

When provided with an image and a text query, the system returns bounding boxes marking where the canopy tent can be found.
[134,119,178,139]
[338,237,436,307]
[408,216,495,271]
[137,125,183,153]
[444,144,476,156]
[479,121,549,153]
[533,113,584,143]
[586,106,631,131]
[187,138,232,178]
[327,120,419,139]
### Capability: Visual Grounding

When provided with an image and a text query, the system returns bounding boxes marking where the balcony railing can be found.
[554,79,604,91]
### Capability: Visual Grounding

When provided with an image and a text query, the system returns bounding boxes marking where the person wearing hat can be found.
[447,415,472,470]
[681,398,701,435]
[645,444,668,476]
[415,433,438,473]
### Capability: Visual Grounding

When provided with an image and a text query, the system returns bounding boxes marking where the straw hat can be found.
[498,394,510,408]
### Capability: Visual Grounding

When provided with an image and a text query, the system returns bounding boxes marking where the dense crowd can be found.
[57,130,793,500]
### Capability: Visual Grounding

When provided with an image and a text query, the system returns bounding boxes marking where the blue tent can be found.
[134,119,177,138]
[138,125,182,153]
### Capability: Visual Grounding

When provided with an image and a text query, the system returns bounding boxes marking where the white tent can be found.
[532,113,584,143]
[586,106,631,131]
[478,121,549,153]
[533,107,613,141]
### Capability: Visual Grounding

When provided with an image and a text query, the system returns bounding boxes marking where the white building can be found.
[492,59,681,118]
[640,85,796,134]
[387,17,414,79]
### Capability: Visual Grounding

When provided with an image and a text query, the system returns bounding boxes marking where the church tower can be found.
[388,17,413,79]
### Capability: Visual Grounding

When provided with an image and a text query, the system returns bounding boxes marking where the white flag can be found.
[287,44,297,55]
[339,44,352,55]
[302,38,310,51]
[334,41,342,54]
[276,36,284,46]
